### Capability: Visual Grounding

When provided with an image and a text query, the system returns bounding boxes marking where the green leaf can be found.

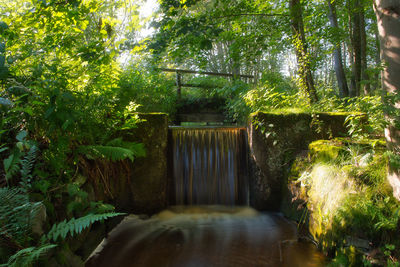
[3,153,14,172]
[77,143,145,162]
[16,131,27,142]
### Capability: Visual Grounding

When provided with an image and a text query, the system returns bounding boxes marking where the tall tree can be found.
[359,3,370,94]
[348,0,362,96]
[327,0,349,97]
[289,0,318,103]
[374,0,400,200]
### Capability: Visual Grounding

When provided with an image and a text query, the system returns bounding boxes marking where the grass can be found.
[293,139,400,265]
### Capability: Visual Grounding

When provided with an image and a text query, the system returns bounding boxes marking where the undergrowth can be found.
[293,140,400,266]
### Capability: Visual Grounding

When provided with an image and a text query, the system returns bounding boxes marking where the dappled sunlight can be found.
[307,164,356,221]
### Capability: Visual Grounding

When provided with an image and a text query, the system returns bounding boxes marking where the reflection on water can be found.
[86,206,325,267]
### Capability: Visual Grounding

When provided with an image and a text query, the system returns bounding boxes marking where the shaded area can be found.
[86,206,325,267]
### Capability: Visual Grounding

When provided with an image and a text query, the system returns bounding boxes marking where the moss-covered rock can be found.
[282,137,400,265]
[308,140,344,163]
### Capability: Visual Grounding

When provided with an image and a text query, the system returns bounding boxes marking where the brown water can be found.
[170,127,248,205]
[86,206,325,267]
[86,128,325,266]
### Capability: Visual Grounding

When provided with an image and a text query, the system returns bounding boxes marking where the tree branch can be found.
[215,13,289,19]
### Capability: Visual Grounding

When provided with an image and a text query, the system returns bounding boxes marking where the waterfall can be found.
[170,127,249,205]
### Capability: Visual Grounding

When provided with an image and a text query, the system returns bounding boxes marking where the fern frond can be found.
[77,145,141,162]
[105,137,124,147]
[125,142,146,158]
[0,188,41,244]
[20,145,37,191]
[105,139,146,158]
[47,212,125,242]
[1,244,57,267]
[20,145,37,178]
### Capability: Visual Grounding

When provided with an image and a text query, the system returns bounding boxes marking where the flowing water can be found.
[86,206,325,267]
[86,127,325,266]
[170,127,248,205]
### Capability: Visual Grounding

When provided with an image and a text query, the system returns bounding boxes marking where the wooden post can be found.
[176,72,182,99]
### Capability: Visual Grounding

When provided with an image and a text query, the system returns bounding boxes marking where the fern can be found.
[47,212,125,242]
[77,141,145,162]
[0,244,57,267]
[19,145,37,191]
[0,188,41,245]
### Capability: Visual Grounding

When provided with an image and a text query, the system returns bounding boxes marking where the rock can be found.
[345,236,370,251]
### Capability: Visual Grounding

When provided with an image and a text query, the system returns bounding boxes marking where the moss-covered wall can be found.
[248,111,356,211]
[82,113,169,215]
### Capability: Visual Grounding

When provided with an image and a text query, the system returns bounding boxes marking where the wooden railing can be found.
[159,68,254,98]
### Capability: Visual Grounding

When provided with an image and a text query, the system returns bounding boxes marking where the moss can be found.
[309,140,344,163]
[287,138,399,265]
[288,155,310,181]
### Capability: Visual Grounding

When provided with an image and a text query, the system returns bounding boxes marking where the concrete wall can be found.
[247,111,355,211]
[82,113,169,215]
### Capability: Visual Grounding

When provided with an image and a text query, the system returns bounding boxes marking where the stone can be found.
[248,111,357,211]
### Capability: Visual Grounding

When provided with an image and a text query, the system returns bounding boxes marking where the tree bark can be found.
[327,0,349,97]
[351,0,362,96]
[290,0,318,103]
[359,5,371,94]
[374,0,400,200]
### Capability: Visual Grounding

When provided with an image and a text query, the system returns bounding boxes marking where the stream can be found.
[86,206,325,267]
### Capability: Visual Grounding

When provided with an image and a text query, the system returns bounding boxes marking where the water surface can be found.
[86,206,325,267]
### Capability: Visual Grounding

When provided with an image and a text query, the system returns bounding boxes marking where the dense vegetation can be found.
[0,0,399,266]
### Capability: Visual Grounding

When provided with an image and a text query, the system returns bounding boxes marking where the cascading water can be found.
[170,127,248,205]
[87,126,326,267]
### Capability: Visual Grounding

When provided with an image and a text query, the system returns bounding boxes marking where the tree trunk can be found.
[289,0,318,103]
[346,2,357,96]
[327,0,350,97]
[374,0,400,200]
[351,0,362,96]
[359,5,371,94]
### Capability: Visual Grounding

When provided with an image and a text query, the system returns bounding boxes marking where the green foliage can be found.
[118,63,177,116]
[0,188,41,247]
[47,212,125,242]
[296,140,400,265]
[0,244,57,267]
[77,143,145,162]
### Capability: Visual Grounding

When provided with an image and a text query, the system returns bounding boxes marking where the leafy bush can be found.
[118,63,177,116]
[0,3,143,264]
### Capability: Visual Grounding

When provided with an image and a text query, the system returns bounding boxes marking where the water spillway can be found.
[86,126,326,266]
[170,127,248,206]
